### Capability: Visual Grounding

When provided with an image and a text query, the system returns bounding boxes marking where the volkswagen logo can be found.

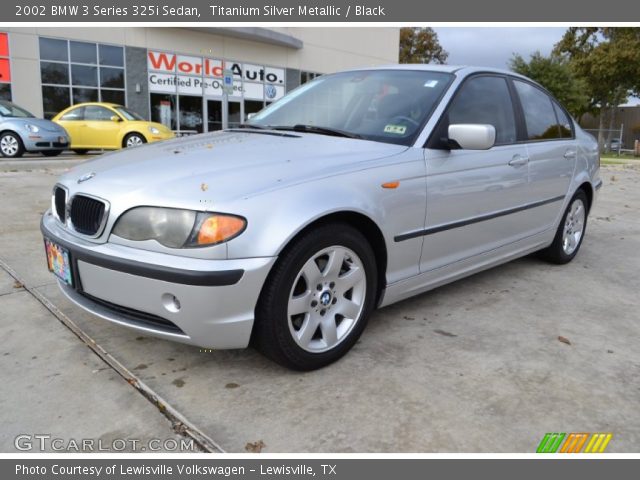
[77,172,96,184]
[265,84,277,100]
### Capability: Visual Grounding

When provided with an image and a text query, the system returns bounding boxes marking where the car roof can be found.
[343,64,532,81]
[67,102,122,108]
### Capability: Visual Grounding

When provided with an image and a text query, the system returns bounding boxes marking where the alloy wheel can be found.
[1,135,19,156]
[562,198,585,255]
[287,246,367,353]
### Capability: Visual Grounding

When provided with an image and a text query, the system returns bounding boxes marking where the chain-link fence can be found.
[583,126,629,155]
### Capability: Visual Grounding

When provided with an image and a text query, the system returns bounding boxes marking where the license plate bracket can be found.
[44,238,73,287]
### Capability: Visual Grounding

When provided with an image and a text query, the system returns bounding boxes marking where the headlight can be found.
[112,207,246,248]
[25,124,40,133]
[148,126,160,134]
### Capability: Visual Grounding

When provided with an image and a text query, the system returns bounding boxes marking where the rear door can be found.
[420,75,531,272]
[511,79,576,232]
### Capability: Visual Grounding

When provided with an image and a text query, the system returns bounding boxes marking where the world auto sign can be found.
[147,51,285,101]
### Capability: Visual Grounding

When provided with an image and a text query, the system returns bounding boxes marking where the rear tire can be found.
[0,132,25,158]
[42,150,62,157]
[73,149,89,155]
[539,190,588,264]
[253,223,378,370]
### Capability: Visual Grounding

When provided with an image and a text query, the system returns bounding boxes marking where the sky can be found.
[432,27,639,105]
[432,27,566,69]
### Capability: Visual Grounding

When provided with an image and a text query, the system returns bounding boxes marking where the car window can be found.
[513,80,562,140]
[114,106,144,121]
[0,101,35,118]
[552,101,573,139]
[60,107,85,121]
[445,76,517,145]
[84,105,116,121]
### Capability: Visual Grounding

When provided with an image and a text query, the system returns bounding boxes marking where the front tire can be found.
[539,190,588,264]
[0,132,25,158]
[123,133,146,148]
[73,149,89,155]
[253,223,378,370]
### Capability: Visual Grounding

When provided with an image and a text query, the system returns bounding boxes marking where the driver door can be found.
[420,75,532,272]
[81,105,122,149]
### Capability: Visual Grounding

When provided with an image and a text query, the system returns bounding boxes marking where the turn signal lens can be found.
[196,214,246,245]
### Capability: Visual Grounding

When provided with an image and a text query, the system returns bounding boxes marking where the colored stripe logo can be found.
[537,433,612,453]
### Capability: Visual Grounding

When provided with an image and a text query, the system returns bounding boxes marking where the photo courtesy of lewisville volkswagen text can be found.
[0,0,639,476]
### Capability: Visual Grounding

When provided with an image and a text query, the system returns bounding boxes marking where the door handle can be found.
[564,150,577,159]
[508,155,529,167]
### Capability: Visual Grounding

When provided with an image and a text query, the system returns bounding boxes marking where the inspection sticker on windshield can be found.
[384,124,407,135]
[424,80,439,88]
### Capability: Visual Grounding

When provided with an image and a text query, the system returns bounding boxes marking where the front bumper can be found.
[41,211,276,349]
[22,132,69,151]
[146,131,175,143]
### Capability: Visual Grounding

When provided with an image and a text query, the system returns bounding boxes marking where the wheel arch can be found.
[576,181,594,213]
[121,131,146,148]
[274,210,388,305]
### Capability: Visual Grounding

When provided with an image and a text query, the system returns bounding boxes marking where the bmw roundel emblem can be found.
[265,84,277,100]
[77,172,96,184]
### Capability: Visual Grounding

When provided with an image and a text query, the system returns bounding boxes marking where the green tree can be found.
[509,51,590,120]
[399,27,448,64]
[554,27,640,151]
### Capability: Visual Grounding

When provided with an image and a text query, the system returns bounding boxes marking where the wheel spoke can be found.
[289,292,311,316]
[296,314,320,347]
[301,258,323,285]
[335,298,361,320]
[320,316,338,346]
[337,266,364,292]
[322,248,344,279]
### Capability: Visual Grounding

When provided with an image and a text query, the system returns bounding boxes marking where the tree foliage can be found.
[553,28,640,150]
[399,27,448,64]
[509,51,590,119]
[553,27,640,109]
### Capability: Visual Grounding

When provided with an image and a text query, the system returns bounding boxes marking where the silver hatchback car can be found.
[41,66,601,370]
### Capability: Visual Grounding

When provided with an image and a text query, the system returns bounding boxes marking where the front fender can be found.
[226,150,428,285]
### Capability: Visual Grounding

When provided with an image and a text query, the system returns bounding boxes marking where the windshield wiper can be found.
[270,124,362,139]
[231,124,269,130]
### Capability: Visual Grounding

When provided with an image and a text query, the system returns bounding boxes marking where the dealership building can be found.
[0,27,399,132]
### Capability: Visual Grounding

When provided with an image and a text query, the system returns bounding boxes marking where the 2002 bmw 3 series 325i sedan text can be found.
[41,66,601,370]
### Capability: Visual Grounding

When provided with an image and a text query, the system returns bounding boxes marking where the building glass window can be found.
[178,95,204,133]
[70,41,97,64]
[244,100,265,119]
[150,93,177,130]
[0,32,11,101]
[101,90,126,105]
[300,71,322,85]
[39,37,126,118]
[42,86,70,119]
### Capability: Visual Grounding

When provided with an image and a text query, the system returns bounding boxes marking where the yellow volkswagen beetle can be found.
[53,103,174,154]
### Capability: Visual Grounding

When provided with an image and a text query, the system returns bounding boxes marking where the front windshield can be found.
[114,106,144,121]
[0,101,35,118]
[248,69,453,145]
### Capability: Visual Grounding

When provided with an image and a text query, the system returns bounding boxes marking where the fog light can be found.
[161,293,181,313]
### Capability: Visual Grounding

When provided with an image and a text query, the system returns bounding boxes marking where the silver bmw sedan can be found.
[41,66,601,370]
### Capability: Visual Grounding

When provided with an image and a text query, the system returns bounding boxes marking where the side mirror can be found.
[447,124,496,150]
[246,113,257,120]
[110,115,121,122]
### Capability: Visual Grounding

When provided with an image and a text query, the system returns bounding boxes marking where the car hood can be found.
[60,130,408,204]
[6,117,66,133]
